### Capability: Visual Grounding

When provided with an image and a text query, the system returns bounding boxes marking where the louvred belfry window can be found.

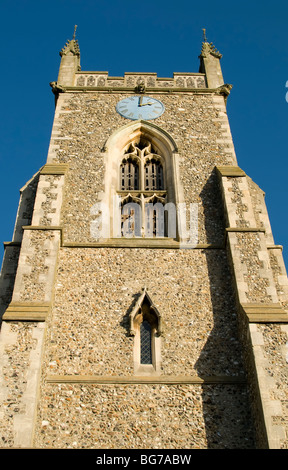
[120,157,139,190]
[144,158,164,191]
[119,139,167,237]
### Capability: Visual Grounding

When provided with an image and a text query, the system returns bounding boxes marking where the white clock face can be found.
[116,96,165,120]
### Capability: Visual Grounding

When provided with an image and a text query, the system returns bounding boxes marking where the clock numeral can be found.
[128,113,134,118]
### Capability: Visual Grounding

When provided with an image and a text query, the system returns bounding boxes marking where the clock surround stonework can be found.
[0,33,288,449]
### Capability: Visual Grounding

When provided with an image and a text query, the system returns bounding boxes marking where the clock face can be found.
[116,96,165,120]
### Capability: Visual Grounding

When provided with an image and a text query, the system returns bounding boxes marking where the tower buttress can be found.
[57,26,80,87]
[199,29,224,88]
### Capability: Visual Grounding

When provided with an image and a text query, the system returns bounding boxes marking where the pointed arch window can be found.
[119,139,168,238]
[140,321,152,364]
[120,195,141,237]
[144,158,164,191]
[129,289,162,375]
[120,157,139,191]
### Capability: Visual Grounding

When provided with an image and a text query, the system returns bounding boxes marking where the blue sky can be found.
[1,0,288,267]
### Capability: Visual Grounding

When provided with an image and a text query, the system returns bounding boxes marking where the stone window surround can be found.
[129,288,162,376]
[101,120,184,241]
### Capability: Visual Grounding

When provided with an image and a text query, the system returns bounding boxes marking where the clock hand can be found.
[139,101,153,107]
[138,96,154,107]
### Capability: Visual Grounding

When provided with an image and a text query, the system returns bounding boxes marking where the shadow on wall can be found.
[194,172,256,448]
[195,249,256,448]
[0,172,39,323]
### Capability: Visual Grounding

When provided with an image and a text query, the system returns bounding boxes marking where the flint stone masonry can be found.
[50,92,235,245]
[43,248,243,377]
[248,323,288,449]
[33,383,254,449]
[0,321,45,448]
[0,35,288,449]
[31,246,255,448]
[10,229,60,304]
[31,174,65,227]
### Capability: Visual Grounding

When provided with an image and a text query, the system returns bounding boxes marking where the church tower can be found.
[0,29,288,449]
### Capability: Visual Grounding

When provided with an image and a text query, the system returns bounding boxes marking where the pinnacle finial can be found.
[202,28,208,42]
[60,27,80,58]
[199,30,222,59]
[73,25,77,40]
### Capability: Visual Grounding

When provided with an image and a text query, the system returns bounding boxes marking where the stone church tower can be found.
[0,30,288,449]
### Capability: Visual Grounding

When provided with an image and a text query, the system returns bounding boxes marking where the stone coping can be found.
[2,302,51,321]
[216,165,246,177]
[241,303,288,323]
[40,163,69,175]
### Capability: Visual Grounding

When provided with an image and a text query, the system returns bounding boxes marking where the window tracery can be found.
[119,139,168,237]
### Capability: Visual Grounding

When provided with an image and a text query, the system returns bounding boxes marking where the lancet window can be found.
[119,139,167,237]
[129,289,162,374]
[120,157,139,190]
[140,321,153,364]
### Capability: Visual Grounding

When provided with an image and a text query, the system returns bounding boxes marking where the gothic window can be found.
[140,321,152,364]
[121,195,141,237]
[144,159,164,191]
[129,289,162,375]
[119,139,167,237]
[120,157,139,190]
[145,198,166,237]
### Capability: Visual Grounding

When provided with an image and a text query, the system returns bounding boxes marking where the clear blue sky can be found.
[1,0,288,266]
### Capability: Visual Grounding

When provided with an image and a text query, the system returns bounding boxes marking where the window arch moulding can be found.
[101,120,184,241]
[129,288,163,337]
[103,120,179,156]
